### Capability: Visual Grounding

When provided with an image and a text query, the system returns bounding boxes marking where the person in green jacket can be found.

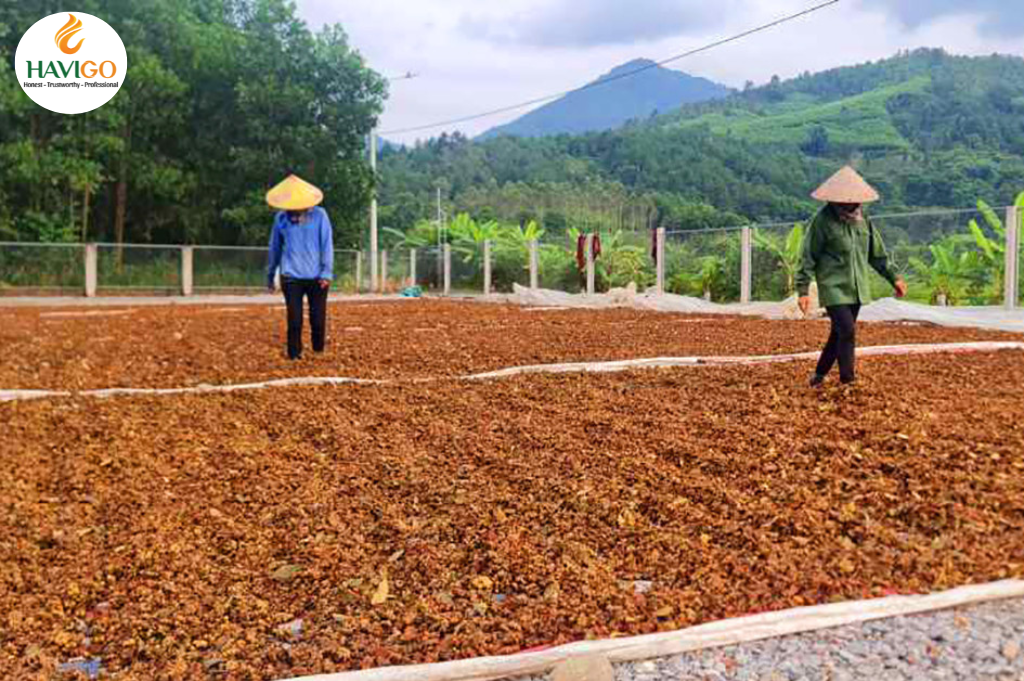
[796,166,908,387]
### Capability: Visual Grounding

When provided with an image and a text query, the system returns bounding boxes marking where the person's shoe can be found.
[809,373,826,388]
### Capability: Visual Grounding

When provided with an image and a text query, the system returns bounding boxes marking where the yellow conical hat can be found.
[266,175,324,210]
[811,166,880,204]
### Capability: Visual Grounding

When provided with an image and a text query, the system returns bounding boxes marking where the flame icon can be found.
[55,14,84,55]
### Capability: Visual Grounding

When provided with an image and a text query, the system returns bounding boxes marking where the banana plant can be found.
[495,219,545,252]
[597,229,651,289]
[696,255,726,301]
[382,219,438,250]
[447,213,500,264]
[909,237,980,306]
[753,223,804,296]
[967,199,1006,303]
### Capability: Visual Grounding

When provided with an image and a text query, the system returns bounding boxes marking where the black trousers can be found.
[282,278,328,359]
[816,304,861,384]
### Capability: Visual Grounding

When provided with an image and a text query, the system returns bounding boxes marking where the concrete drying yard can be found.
[2,299,1023,680]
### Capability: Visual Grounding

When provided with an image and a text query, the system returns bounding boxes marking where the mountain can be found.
[379,49,1024,232]
[478,59,732,139]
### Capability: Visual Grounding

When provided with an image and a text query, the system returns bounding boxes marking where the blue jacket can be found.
[266,207,334,286]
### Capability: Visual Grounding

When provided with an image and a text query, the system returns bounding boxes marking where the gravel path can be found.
[609,598,1024,681]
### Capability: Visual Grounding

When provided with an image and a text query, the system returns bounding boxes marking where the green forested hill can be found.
[379,49,1024,235]
[670,77,929,151]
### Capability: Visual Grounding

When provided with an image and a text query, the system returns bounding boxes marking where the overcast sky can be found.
[295,0,1024,145]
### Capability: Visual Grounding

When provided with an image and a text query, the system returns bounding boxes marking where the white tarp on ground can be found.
[505,284,1024,333]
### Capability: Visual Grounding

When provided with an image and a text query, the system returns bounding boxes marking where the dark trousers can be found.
[816,304,861,383]
[282,278,328,359]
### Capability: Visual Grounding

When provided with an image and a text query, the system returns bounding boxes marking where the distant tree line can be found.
[0,0,386,247]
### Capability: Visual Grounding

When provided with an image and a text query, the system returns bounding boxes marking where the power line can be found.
[380,0,840,137]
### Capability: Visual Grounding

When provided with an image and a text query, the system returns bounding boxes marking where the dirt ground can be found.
[0,299,1021,390]
[2,333,1023,678]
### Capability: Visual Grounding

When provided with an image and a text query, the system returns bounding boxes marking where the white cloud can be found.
[294,0,1024,145]
[857,0,1024,37]
[460,0,745,48]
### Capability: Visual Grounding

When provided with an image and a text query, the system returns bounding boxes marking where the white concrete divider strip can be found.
[0,377,383,402]
[281,580,1024,681]
[1,342,1022,403]
[0,389,72,401]
[519,306,571,312]
[39,309,138,319]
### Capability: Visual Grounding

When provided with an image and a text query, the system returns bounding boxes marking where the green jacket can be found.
[795,205,898,307]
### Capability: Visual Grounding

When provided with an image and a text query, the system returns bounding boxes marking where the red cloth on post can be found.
[576,234,602,270]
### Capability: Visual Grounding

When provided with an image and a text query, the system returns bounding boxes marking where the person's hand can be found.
[798,296,812,316]
[268,282,277,294]
[894,278,908,298]
[318,279,330,290]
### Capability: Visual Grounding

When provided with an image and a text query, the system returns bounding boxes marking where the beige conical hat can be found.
[266,175,323,210]
[811,166,880,204]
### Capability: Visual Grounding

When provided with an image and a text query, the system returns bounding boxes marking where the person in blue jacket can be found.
[265,175,334,360]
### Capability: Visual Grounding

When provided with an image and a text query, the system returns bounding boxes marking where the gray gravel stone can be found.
[504,598,1024,681]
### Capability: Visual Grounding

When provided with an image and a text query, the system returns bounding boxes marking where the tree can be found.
[909,237,980,306]
[801,126,830,156]
[0,0,386,247]
[753,223,804,295]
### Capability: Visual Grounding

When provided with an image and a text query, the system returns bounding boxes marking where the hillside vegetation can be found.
[380,50,1024,234]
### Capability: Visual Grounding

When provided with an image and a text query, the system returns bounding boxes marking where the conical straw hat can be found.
[266,175,324,210]
[811,166,880,204]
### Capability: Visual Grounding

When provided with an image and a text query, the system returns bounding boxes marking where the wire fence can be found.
[96,244,181,294]
[193,246,268,292]
[0,205,1020,307]
[0,242,83,294]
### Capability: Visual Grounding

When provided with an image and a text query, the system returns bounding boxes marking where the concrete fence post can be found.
[443,243,451,296]
[586,234,596,296]
[181,246,194,297]
[529,239,539,290]
[380,249,388,293]
[355,251,363,294]
[370,233,378,295]
[740,225,752,304]
[409,249,417,288]
[1006,206,1021,310]
[84,243,98,298]
[655,228,666,295]
[483,240,492,295]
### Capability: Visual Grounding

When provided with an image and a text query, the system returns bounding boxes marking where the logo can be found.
[55,14,85,55]
[15,12,127,115]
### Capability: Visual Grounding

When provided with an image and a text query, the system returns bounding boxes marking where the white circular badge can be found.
[14,12,127,115]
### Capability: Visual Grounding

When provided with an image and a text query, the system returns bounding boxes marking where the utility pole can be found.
[369,128,379,292]
[368,71,417,294]
[436,186,447,254]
